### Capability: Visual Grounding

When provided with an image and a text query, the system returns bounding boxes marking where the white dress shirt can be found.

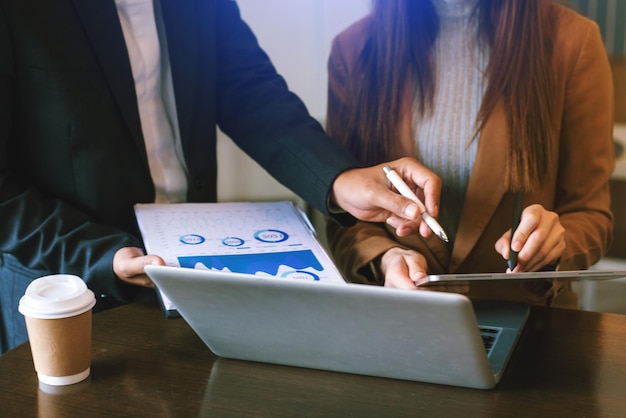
[115,0,188,203]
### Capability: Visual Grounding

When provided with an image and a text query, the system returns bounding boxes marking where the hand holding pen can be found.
[383,166,449,242]
[330,157,442,238]
[497,200,566,272]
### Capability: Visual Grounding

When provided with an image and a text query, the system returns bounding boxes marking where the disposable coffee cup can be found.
[18,274,96,386]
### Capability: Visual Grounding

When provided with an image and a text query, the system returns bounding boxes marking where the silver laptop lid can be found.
[145,265,526,389]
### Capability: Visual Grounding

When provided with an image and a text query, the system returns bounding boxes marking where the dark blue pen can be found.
[508,192,523,271]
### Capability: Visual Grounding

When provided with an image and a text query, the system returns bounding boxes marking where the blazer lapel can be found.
[449,101,509,271]
[71,0,146,162]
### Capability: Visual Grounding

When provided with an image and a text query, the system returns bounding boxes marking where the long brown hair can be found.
[341,0,556,192]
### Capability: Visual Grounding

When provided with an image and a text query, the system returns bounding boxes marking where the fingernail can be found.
[404,204,418,219]
[386,217,399,228]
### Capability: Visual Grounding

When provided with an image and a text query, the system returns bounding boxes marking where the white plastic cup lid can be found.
[18,274,96,319]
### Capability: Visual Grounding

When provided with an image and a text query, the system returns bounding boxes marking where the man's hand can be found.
[331,157,442,237]
[113,247,165,288]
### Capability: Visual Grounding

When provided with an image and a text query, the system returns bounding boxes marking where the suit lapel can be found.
[449,101,509,271]
[71,0,146,161]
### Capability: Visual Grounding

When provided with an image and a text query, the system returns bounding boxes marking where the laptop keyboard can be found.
[479,326,503,357]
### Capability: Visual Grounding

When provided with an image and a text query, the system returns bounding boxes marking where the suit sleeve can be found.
[212,0,359,220]
[0,5,141,304]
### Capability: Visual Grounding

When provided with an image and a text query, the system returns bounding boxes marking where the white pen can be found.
[383,165,449,243]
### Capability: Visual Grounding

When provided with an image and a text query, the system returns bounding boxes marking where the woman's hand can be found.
[379,247,429,289]
[495,204,565,272]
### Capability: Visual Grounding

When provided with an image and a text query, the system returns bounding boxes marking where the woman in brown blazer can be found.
[326,0,614,308]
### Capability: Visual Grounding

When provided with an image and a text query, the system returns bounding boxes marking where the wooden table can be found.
[1,300,626,417]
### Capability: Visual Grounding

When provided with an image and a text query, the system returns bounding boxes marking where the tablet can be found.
[425,269,626,283]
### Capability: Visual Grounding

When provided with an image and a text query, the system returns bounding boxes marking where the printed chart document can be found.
[135,201,346,317]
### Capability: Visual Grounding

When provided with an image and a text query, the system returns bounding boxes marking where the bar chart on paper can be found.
[135,201,345,314]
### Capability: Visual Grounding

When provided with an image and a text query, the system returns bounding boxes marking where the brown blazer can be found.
[326,5,614,308]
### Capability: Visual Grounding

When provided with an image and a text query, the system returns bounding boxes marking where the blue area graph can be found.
[178,249,323,275]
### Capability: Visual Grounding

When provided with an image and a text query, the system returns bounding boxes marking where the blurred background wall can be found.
[216,0,370,203]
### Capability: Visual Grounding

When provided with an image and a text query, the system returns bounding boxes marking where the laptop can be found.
[145,264,529,389]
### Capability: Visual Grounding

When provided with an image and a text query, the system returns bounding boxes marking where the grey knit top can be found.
[413,0,487,245]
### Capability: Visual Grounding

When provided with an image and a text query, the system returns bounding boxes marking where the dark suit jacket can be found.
[0,0,358,351]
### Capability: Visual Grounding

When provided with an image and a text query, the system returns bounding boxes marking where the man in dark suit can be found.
[0,0,440,353]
